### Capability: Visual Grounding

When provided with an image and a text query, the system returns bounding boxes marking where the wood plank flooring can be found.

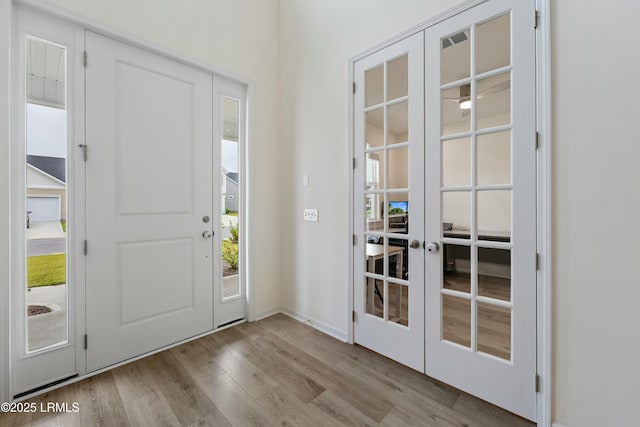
[1,314,534,427]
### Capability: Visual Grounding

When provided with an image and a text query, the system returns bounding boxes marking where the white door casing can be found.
[424,0,537,420]
[353,32,425,372]
[85,31,214,372]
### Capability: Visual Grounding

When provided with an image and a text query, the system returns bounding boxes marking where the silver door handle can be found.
[409,240,421,249]
[202,230,213,239]
[425,242,440,253]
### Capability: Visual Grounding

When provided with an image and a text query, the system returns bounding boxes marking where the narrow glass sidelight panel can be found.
[25,38,68,351]
[221,97,241,299]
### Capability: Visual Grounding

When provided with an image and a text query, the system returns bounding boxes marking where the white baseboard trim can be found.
[552,424,567,427]
[254,307,282,321]
[281,308,348,342]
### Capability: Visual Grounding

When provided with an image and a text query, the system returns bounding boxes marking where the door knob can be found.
[425,242,440,253]
[409,240,421,249]
[202,230,213,239]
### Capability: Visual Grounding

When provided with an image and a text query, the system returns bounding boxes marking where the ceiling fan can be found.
[443,80,510,116]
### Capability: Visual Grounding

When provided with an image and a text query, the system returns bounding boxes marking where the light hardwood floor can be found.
[2,314,533,426]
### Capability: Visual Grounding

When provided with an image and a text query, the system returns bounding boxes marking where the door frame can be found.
[1,0,255,402]
[347,0,552,424]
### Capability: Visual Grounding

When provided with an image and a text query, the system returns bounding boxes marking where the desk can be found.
[366,244,405,316]
[442,230,510,273]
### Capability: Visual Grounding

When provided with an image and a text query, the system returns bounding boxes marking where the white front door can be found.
[353,33,425,371]
[85,31,214,371]
[424,0,537,420]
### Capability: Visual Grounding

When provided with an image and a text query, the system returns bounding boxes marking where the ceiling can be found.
[26,38,65,109]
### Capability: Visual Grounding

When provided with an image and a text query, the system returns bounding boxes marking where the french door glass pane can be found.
[388,282,408,326]
[476,72,511,129]
[387,55,408,101]
[443,244,471,294]
[221,97,240,299]
[476,13,510,75]
[442,84,471,135]
[365,65,384,107]
[478,247,511,302]
[25,37,68,351]
[442,191,471,234]
[365,109,384,148]
[442,295,471,348]
[441,27,470,84]
[477,131,511,185]
[387,101,408,144]
[477,302,511,360]
[477,190,511,241]
[388,147,408,189]
[442,137,471,187]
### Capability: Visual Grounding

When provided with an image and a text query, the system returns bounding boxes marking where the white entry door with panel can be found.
[85,31,214,371]
[353,0,537,420]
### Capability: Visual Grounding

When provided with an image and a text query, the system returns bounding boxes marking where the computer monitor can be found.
[388,201,408,215]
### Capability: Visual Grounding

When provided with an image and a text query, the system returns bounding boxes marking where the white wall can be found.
[552,1,640,426]
[280,1,640,426]
[278,0,454,336]
[43,0,283,317]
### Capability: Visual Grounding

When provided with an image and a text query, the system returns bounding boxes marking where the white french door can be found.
[353,0,537,420]
[424,0,537,420]
[84,31,215,371]
[353,33,425,371]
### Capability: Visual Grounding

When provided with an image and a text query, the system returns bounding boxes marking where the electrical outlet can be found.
[303,209,318,221]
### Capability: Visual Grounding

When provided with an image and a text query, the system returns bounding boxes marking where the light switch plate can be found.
[303,209,318,222]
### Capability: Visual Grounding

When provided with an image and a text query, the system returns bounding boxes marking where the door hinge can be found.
[352,82,356,94]
[535,132,540,150]
[536,253,540,270]
[83,240,88,255]
[352,234,357,245]
[535,374,541,392]
[353,158,356,169]
[83,51,88,67]
[79,144,88,161]
[352,310,357,322]
[83,334,88,350]
[534,10,540,29]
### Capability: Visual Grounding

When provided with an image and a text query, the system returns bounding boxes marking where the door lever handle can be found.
[202,230,213,239]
